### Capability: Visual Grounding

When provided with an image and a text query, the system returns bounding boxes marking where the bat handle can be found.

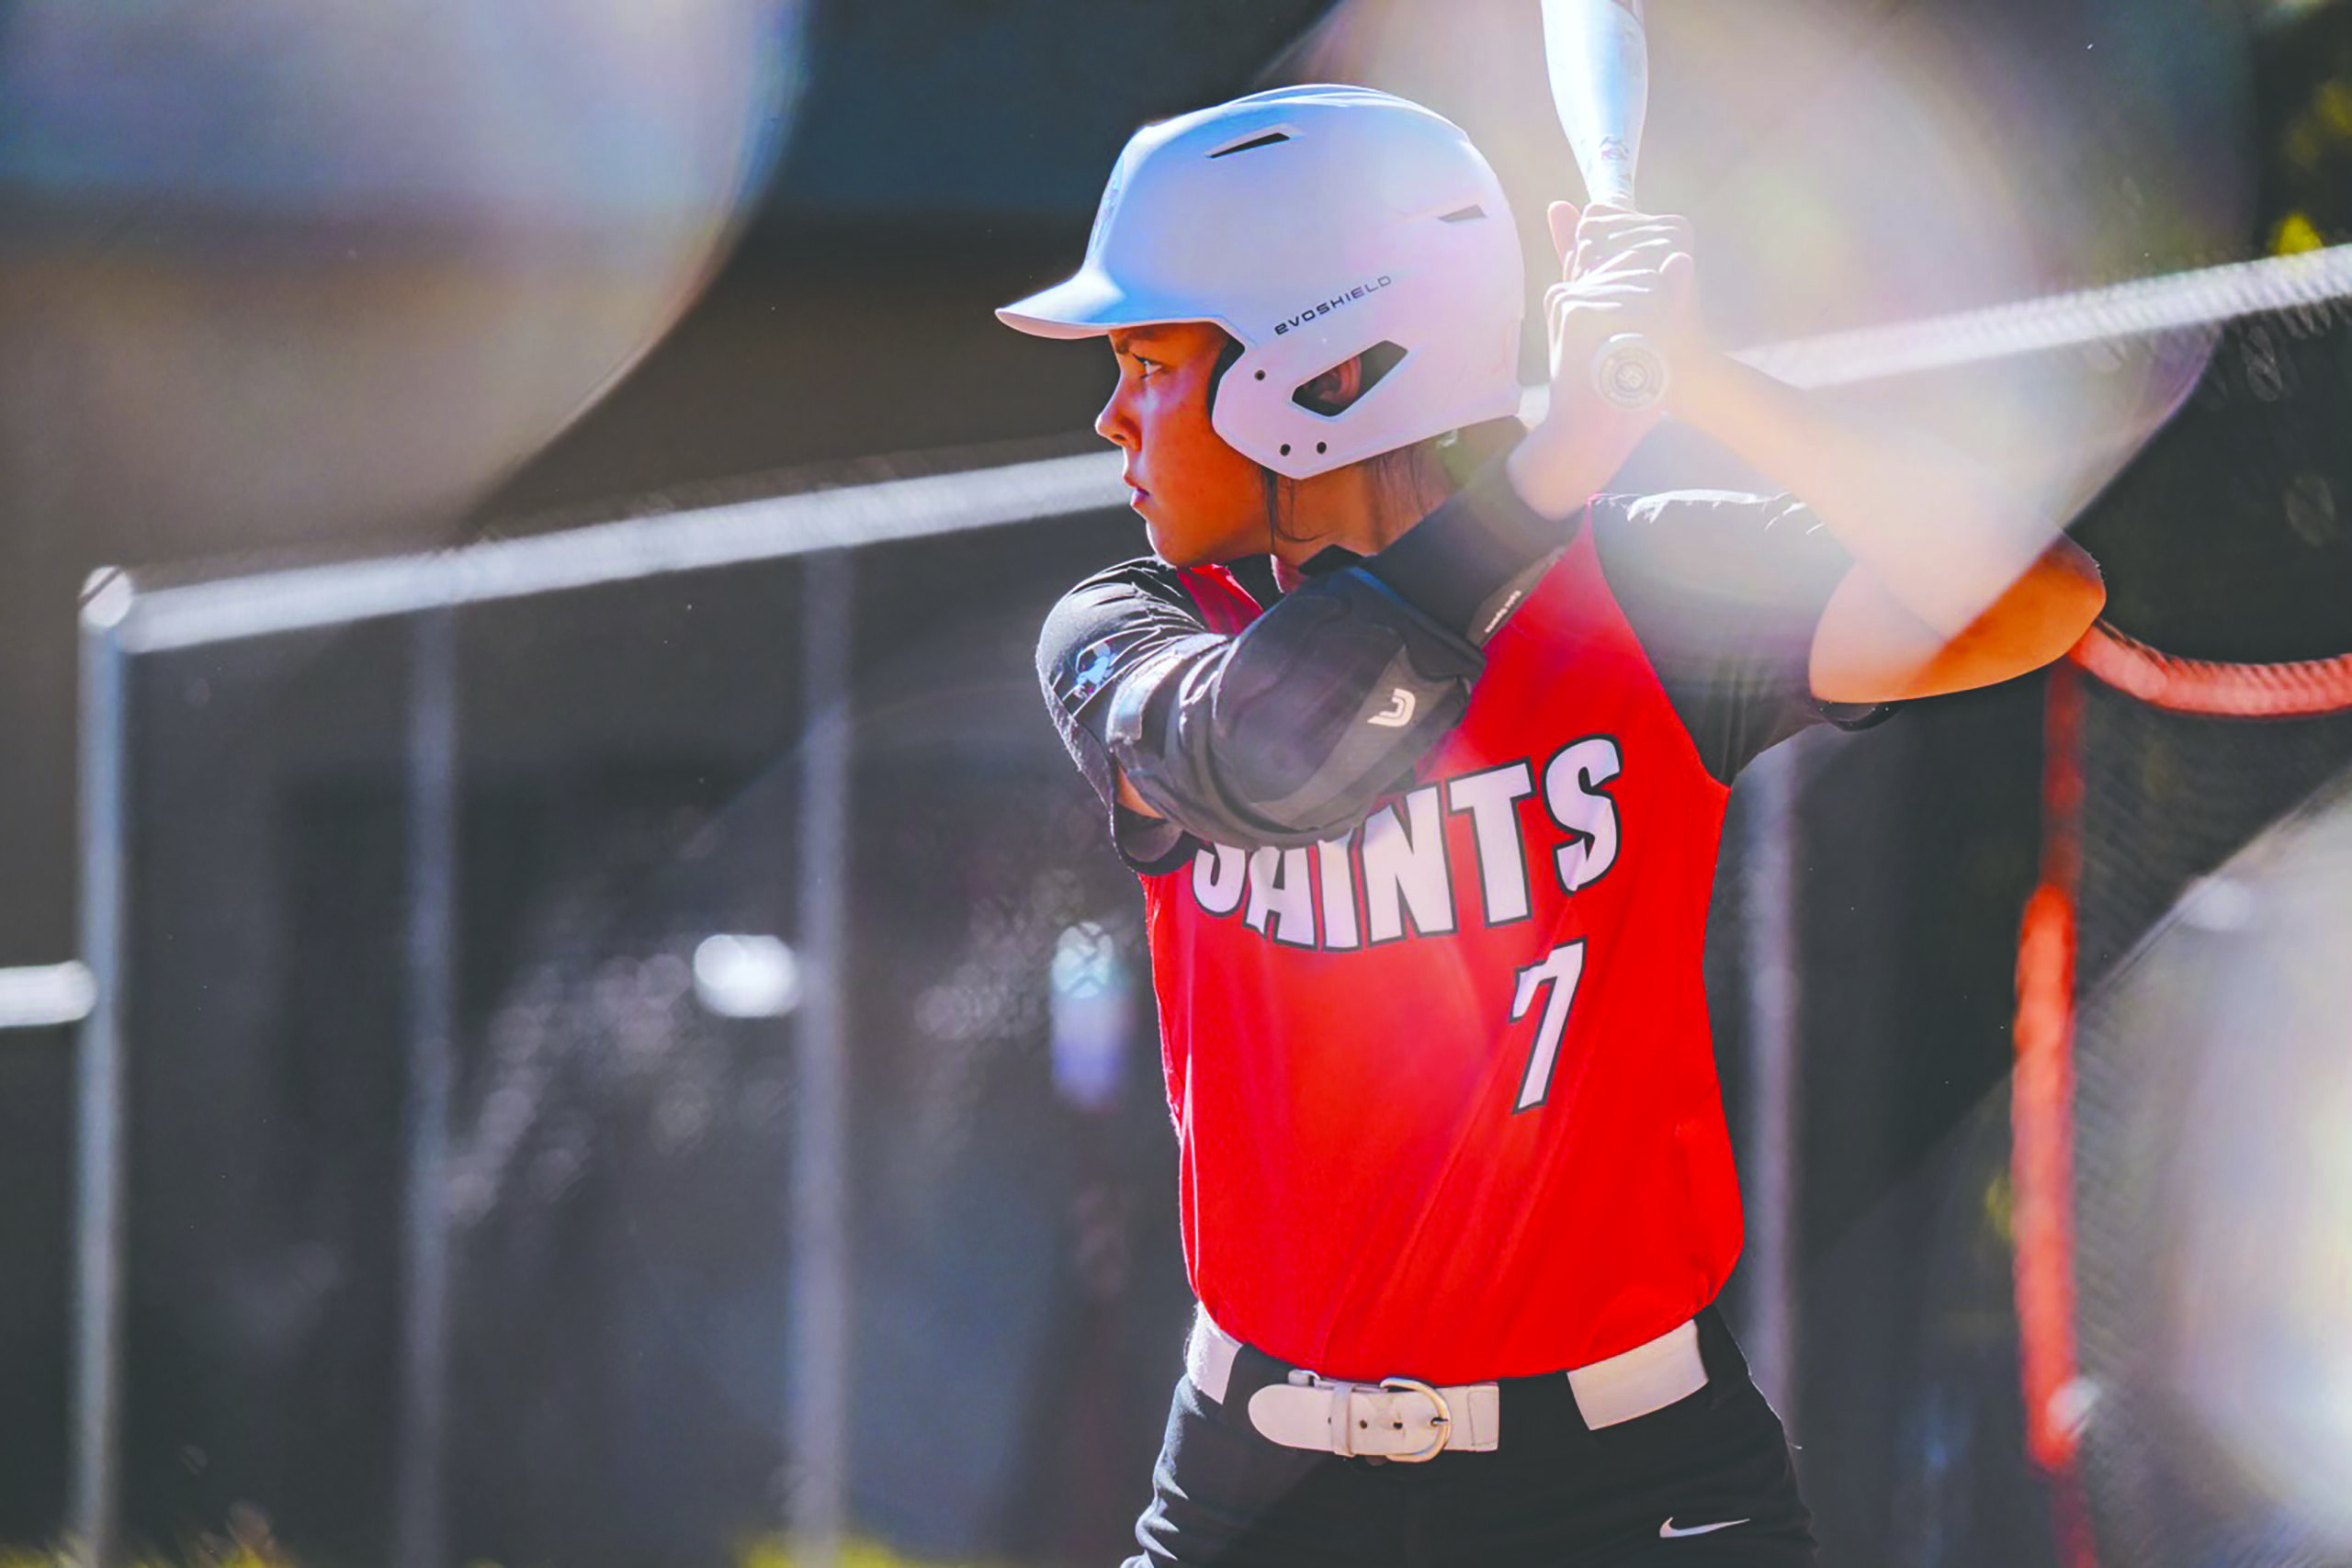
[1591,332,1668,411]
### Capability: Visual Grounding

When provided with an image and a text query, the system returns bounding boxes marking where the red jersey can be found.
[1141,521,1738,1384]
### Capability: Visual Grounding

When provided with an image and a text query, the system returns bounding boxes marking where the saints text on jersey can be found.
[1183,735,1623,949]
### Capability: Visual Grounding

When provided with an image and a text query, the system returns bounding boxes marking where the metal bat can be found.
[1541,0,1668,411]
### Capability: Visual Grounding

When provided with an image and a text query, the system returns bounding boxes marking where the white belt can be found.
[1184,1307,1708,1462]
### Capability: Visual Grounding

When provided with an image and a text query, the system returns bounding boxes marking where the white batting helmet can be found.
[997,85,1525,481]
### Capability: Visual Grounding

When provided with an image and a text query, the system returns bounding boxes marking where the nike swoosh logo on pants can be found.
[1659,1517,1750,1539]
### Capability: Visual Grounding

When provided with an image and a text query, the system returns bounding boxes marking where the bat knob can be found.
[1591,333,1668,411]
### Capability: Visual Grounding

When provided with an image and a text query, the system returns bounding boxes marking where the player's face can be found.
[1096,322,1267,567]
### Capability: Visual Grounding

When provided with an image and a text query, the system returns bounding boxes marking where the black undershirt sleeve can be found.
[1589,490,1899,784]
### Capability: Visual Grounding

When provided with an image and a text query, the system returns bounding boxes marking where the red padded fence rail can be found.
[2014,660,2098,1568]
[2073,621,2352,717]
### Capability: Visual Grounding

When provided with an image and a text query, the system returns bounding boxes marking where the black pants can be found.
[1125,1307,1816,1567]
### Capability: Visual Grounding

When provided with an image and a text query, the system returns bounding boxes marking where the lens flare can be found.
[0,0,807,555]
[2077,772,2352,1550]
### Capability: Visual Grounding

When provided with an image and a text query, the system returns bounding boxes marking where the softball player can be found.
[1007,85,2101,1565]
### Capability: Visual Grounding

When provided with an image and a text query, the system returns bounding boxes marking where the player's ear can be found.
[1296,354,1365,415]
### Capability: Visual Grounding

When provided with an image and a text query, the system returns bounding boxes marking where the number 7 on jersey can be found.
[1510,941,1588,1111]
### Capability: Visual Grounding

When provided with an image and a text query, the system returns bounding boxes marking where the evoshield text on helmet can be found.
[997,85,1525,481]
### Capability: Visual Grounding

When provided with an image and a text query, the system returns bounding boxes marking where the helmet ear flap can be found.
[1217,337,1420,474]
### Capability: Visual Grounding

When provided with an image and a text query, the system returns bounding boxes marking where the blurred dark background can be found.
[3,1,2351,1563]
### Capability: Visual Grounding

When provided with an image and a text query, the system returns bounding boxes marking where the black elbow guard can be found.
[1108,568,1480,844]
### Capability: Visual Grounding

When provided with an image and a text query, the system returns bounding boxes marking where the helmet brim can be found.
[996,267,1206,340]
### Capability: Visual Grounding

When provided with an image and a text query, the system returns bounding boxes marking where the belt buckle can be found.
[1375,1376,1452,1463]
